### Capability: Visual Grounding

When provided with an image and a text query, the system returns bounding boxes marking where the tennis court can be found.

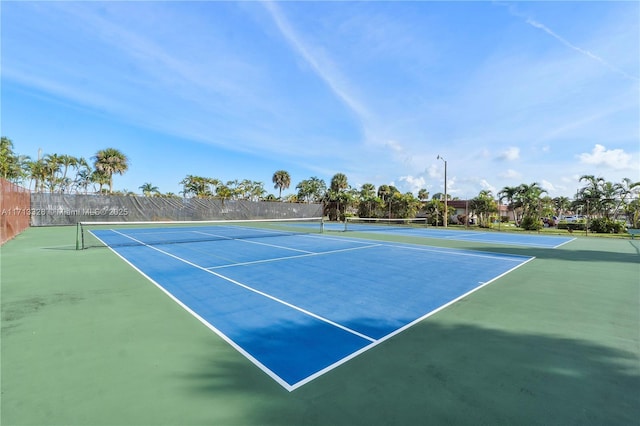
[2,223,638,425]
[89,221,533,390]
[337,217,575,248]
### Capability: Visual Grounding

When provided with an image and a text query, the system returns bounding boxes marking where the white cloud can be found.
[385,140,403,152]
[497,147,520,161]
[427,164,441,179]
[479,179,497,195]
[499,169,522,179]
[397,175,426,194]
[541,179,556,192]
[578,144,633,169]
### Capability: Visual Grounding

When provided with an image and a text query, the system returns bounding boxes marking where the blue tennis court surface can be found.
[332,223,575,248]
[92,227,534,391]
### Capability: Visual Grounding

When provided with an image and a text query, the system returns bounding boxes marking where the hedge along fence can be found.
[1,178,31,245]
[29,193,324,226]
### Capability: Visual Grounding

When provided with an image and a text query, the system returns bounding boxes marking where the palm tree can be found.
[42,153,62,192]
[228,179,247,200]
[180,175,213,198]
[296,177,326,203]
[578,175,605,199]
[74,157,92,194]
[498,185,519,222]
[216,184,232,204]
[417,189,429,202]
[91,170,110,194]
[0,136,15,179]
[207,178,222,198]
[26,159,47,192]
[516,182,547,230]
[575,175,615,219]
[0,136,29,182]
[272,170,291,199]
[615,178,640,220]
[58,154,78,192]
[139,182,160,197]
[552,196,571,219]
[330,173,348,193]
[93,148,129,194]
[75,168,92,194]
[377,185,391,204]
[325,173,350,220]
[470,190,498,228]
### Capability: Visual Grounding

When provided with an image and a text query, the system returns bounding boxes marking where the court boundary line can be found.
[93,229,380,391]
[336,226,576,248]
[429,231,576,248]
[379,241,530,262]
[91,228,537,391]
[109,229,378,345]
[553,238,576,248]
[88,231,295,390]
[306,233,532,263]
[289,254,538,390]
[113,230,375,341]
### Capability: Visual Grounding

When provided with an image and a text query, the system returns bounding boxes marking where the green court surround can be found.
[1,226,638,425]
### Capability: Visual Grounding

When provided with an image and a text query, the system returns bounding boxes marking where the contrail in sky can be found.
[525,18,639,83]
[262,0,370,120]
[497,2,639,83]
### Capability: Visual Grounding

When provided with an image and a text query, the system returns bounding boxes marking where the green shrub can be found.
[589,217,625,234]
[520,216,543,231]
[558,222,585,231]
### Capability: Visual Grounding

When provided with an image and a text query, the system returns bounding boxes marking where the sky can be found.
[1,1,639,199]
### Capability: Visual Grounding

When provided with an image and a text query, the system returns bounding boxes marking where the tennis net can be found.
[343,217,428,232]
[76,217,324,249]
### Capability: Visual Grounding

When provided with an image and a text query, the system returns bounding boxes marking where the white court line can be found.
[379,241,531,262]
[88,230,296,390]
[206,243,383,270]
[439,232,479,239]
[553,237,577,248]
[319,233,532,262]
[192,230,315,254]
[366,227,574,248]
[110,229,377,345]
[289,254,537,391]
[92,228,535,391]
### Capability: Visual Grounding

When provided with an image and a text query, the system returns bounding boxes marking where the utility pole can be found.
[437,155,447,227]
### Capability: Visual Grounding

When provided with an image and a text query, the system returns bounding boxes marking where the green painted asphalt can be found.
[1,226,638,425]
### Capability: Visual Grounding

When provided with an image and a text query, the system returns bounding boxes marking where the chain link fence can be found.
[29,193,323,226]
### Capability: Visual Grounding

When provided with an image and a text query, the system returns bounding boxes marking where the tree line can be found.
[2,136,638,230]
[1,137,129,195]
[471,178,640,231]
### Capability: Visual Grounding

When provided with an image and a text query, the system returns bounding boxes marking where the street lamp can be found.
[437,155,447,227]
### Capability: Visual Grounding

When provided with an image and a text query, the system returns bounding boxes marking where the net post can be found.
[78,222,86,250]
[75,222,81,250]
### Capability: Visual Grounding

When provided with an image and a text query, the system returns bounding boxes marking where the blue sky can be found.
[2,1,638,199]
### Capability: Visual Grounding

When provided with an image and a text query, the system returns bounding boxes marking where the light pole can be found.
[437,155,447,227]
